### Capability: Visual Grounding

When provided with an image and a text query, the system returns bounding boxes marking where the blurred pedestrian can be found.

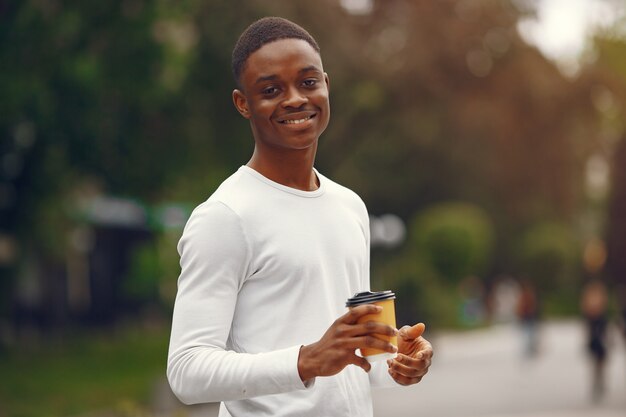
[618,283,626,342]
[618,283,626,395]
[516,278,540,358]
[166,17,433,417]
[458,275,486,327]
[581,279,610,402]
[490,275,521,324]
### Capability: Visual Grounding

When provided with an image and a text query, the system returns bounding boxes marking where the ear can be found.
[232,89,250,119]
[324,72,330,93]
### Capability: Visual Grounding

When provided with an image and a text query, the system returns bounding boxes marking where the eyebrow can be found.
[299,65,322,75]
[254,74,278,84]
[254,65,323,85]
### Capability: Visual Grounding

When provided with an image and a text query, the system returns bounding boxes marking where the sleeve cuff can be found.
[259,344,316,392]
[294,345,316,389]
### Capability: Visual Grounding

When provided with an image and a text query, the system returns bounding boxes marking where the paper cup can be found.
[346,291,397,362]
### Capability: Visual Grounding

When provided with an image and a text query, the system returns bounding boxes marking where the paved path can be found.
[372,320,626,417]
[156,320,626,417]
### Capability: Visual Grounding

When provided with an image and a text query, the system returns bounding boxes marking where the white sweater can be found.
[167,166,395,417]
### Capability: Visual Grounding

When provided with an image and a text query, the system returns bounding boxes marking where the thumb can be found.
[399,323,426,341]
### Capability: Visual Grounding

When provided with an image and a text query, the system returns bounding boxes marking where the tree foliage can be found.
[410,202,495,283]
[1,0,625,325]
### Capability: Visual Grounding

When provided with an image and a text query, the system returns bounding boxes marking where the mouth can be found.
[277,112,317,125]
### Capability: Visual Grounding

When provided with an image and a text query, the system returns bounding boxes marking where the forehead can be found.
[241,38,324,82]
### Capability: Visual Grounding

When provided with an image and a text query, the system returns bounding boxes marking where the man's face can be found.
[233,38,330,153]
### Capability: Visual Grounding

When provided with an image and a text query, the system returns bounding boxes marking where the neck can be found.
[247,147,319,191]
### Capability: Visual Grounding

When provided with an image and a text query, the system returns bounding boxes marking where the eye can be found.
[261,86,278,96]
[302,79,317,88]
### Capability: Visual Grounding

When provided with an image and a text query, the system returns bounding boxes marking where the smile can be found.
[279,114,316,124]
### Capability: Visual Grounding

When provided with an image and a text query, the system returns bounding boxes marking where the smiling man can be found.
[167,17,433,417]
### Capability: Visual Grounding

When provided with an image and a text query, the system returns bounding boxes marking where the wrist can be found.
[297,343,318,382]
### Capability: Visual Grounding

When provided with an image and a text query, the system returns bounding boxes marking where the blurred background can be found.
[1,0,626,416]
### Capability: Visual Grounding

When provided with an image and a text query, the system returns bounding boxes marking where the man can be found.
[167,16,433,417]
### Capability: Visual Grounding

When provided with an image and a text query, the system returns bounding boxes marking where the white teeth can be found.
[282,116,311,124]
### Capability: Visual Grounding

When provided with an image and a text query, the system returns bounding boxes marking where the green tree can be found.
[514,221,580,292]
[2,0,621,325]
[410,202,495,284]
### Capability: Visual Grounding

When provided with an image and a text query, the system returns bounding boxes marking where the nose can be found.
[281,86,307,108]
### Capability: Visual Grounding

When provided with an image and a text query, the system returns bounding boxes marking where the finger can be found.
[410,338,434,360]
[388,368,423,386]
[399,323,425,341]
[349,353,371,373]
[393,353,424,370]
[390,361,427,379]
[417,351,432,369]
[343,304,382,324]
[345,336,398,354]
[347,320,398,338]
[408,345,433,371]
[389,355,429,379]
[416,342,434,360]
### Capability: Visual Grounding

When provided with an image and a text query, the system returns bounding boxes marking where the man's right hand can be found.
[297,304,398,382]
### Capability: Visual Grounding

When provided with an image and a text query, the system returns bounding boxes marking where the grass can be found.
[0,323,170,417]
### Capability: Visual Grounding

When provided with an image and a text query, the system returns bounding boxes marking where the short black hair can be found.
[232,17,321,88]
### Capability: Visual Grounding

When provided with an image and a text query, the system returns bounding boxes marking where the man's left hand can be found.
[387,323,433,386]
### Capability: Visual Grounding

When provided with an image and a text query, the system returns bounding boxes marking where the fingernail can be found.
[417,352,424,360]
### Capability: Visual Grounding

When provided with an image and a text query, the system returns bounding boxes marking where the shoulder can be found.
[318,171,368,215]
[180,200,244,246]
[179,169,254,249]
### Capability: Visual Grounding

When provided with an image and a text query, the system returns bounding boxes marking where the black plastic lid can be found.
[345,290,396,307]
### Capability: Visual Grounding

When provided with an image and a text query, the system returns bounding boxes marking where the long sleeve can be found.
[166,201,308,405]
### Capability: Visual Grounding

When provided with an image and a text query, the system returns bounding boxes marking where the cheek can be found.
[317,89,330,103]
[317,94,331,124]
[250,102,275,121]
[311,88,329,108]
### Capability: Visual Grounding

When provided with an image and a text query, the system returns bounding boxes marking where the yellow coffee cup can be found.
[346,290,398,362]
